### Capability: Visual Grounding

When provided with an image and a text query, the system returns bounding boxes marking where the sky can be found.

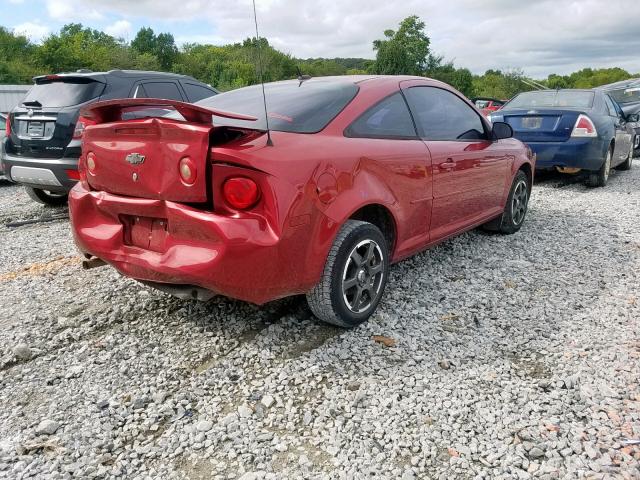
[3,0,640,78]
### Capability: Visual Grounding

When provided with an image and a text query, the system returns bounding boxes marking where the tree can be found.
[131,27,177,70]
[371,15,431,75]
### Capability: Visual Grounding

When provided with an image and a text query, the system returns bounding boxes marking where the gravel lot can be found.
[0,167,639,480]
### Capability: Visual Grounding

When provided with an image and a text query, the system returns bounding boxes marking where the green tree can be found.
[371,15,431,75]
[0,27,39,82]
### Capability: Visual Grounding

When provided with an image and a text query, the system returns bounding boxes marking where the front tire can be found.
[306,220,389,328]
[25,187,68,206]
[587,147,612,187]
[482,170,530,235]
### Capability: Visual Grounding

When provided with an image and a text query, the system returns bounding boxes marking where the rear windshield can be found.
[195,80,359,133]
[608,87,640,105]
[22,78,104,108]
[505,90,595,109]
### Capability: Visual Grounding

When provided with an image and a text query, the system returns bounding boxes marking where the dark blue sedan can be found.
[489,89,638,187]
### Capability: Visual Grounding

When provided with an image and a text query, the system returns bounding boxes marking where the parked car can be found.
[489,89,638,187]
[472,97,506,117]
[69,76,534,328]
[0,113,6,175]
[599,79,640,158]
[3,70,218,205]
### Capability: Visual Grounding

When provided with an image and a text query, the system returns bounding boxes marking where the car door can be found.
[344,91,432,255]
[604,94,632,165]
[402,83,510,241]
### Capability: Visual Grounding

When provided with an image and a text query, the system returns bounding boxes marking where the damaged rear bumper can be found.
[68,183,308,305]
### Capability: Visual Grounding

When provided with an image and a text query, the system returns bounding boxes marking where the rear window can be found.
[196,80,359,133]
[22,78,104,108]
[608,87,640,105]
[505,91,595,109]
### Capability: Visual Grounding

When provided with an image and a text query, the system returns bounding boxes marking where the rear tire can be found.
[306,220,389,328]
[616,142,633,171]
[586,147,612,187]
[25,187,68,206]
[482,170,530,235]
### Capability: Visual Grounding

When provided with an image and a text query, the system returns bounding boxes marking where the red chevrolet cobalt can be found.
[69,76,535,327]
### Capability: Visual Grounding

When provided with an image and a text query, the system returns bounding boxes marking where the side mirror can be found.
[492,121,513,140]
[626,113,639,123]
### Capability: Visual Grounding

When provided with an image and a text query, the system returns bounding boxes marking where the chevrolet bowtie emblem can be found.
[126,153,145,165]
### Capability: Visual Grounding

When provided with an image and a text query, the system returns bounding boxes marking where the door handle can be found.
[440,159,456,169]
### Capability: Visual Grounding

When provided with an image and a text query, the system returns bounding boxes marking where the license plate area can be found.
[121,215,168,252]
[522,117,543,129]
[27,121,44,137]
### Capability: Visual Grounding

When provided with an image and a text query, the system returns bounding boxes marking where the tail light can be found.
[5,115,10,137]
[222,177,260,210]
[571,114,597,138]
[179,157,197,185]
[73,116,96,139]
[85,152,97,176]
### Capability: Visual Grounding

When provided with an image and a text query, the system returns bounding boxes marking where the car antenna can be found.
[296,66,312,87]
[252,0,273,146]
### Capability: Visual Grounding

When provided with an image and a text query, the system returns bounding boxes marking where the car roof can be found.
[32,69,205,84]
[597,78,640,91]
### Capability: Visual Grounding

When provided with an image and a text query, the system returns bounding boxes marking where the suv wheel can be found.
[25,187,68,206]
[306,220,389,328]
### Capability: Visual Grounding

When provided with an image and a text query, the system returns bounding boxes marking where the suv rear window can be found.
[505,91,595,109]
[196,80,359,133]
[22,78,104,108]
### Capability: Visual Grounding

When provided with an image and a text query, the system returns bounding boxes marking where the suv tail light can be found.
[73,116,96,139]
[571,114,597,138]
[5,115,10,137]
[222,177,260,210]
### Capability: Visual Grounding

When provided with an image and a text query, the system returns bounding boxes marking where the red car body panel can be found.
[69,76,534,305]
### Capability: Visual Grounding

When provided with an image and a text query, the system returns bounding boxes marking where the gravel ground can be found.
[0,168,639,480]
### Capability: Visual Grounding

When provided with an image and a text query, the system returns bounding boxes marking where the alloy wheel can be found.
[511,180,528,226]
[342,239,385,313]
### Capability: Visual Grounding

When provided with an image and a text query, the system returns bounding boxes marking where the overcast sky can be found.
[4,0,640,78]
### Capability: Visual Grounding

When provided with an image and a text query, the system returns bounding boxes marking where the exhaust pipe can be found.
[82,257,107,270]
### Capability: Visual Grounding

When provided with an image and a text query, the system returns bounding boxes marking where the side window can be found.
[184,83,216,102]
[404,86,487,141]
[611,97,624,118]
[132,84,148,99]
[604,95,618,117]
[141,82,184,101]
[345,92,417,139]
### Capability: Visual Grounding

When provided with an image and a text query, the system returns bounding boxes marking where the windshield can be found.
[22,78,105,108]
[195,80,359,133]
[608,87,640,105]
[505,90,595,109]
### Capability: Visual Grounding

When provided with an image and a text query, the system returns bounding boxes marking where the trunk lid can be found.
[500,108,582,142]
[81,98,258,203]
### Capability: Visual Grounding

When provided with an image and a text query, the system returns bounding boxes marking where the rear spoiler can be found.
[80,98,258,125]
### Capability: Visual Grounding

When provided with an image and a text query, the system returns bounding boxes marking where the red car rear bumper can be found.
[69,183,310,304]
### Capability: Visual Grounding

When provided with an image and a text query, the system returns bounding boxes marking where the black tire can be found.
[25,187,68,206]
[586,147,612,187]
[616,141,633,171]
[482,170,530,235]
[306,220,389,328]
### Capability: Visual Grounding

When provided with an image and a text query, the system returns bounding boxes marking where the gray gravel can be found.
[0,168,639,479]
